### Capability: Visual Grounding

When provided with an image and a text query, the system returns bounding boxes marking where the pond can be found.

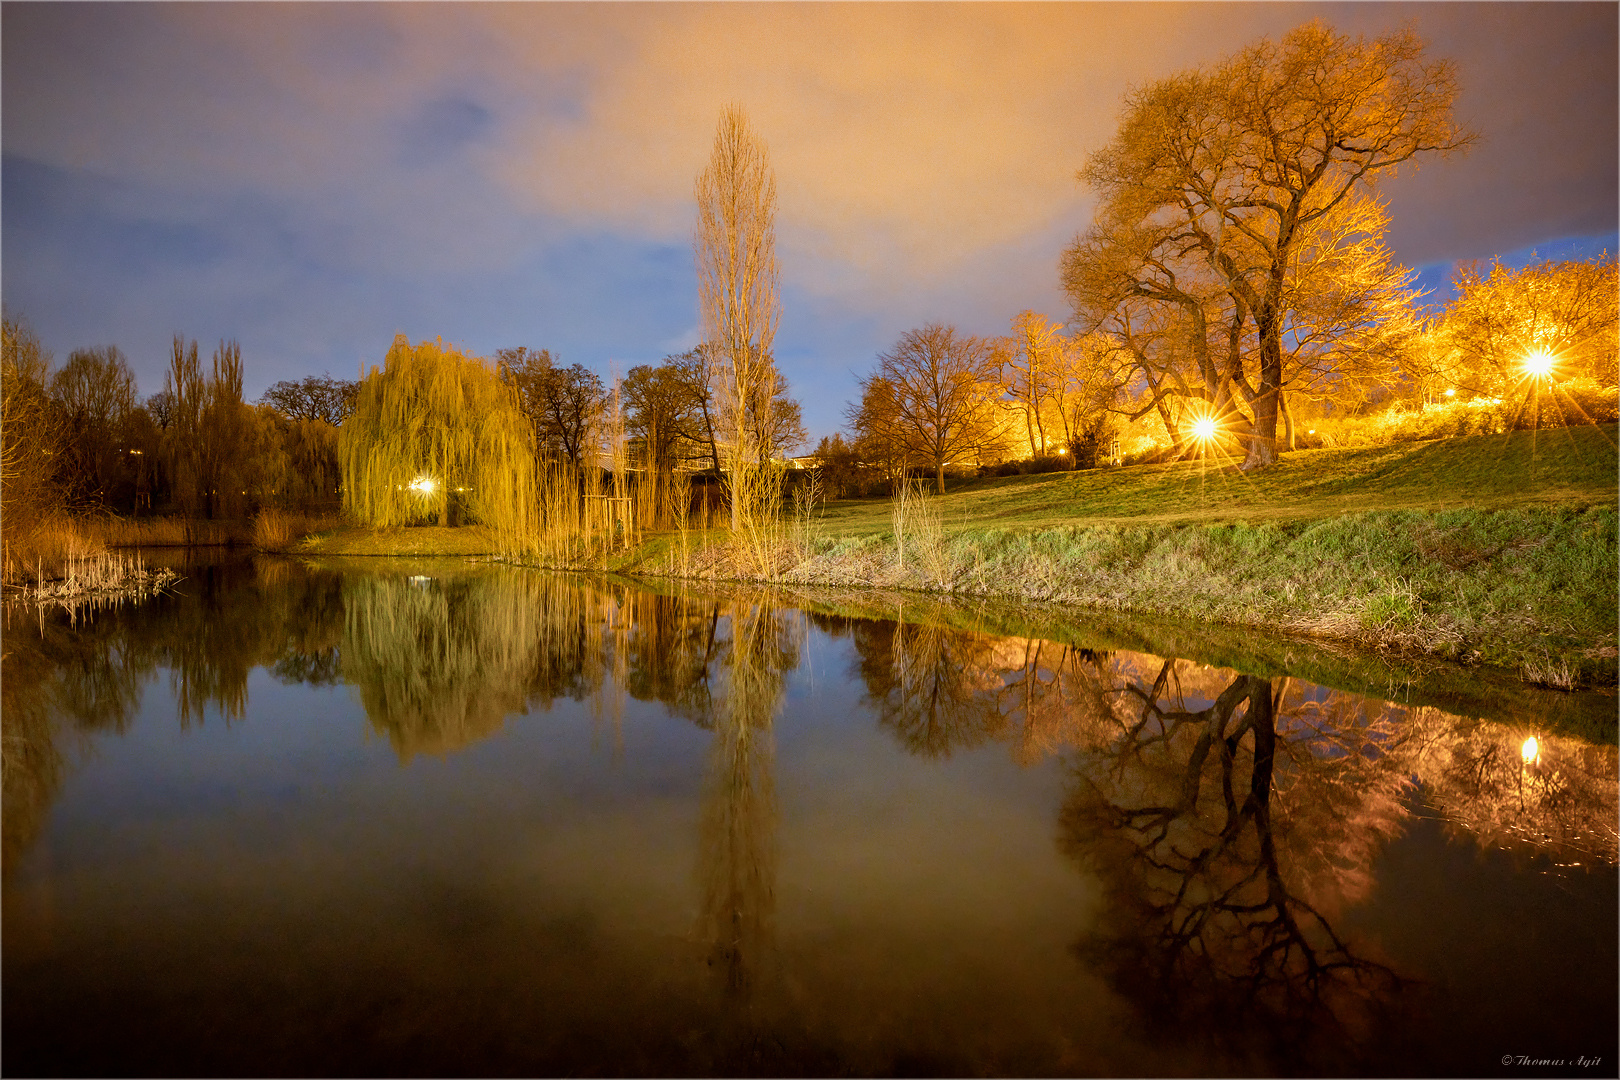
[3,556,1616,1077]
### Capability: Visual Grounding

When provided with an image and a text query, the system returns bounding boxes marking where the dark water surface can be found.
[4,556,1615,1078]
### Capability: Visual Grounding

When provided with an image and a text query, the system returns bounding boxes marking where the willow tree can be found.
[339,335,536,545]
[695,105,780,530]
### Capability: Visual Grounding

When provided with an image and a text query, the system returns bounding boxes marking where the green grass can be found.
[812,423,1618,536]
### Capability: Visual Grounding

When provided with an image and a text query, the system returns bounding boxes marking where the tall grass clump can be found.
[891,478,952,586]
[789,472,823,561]
[339,335,537,552]
[731,462,788,577]
[251,509,341,553]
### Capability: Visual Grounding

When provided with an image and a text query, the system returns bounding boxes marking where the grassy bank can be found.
[608,426,1619,687]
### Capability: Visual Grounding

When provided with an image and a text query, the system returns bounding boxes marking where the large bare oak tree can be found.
[1078,20,1473,469]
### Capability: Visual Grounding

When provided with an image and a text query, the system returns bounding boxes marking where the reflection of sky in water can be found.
[2,561,1615,1077]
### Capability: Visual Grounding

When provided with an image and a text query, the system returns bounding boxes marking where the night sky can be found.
[4,2,1615,444]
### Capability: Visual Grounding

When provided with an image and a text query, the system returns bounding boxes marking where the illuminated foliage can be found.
[851,324,1009,493]
[1435,258,1619,401]
[1078,20,1473,469]
[339,334,536,544]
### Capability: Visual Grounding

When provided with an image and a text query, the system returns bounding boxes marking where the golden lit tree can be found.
[1001,310,1064,458]
[1434,258,1619,412]
[339,335,536,544]
[853,324,1007,493]
[1081,20,1473,468]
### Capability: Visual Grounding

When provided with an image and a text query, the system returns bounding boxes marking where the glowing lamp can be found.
[408,476,437,495]
[1192,417,1217,441]
[1522,351,1555,378]
[1444,388,1456,397]
[1521,736,1540,765]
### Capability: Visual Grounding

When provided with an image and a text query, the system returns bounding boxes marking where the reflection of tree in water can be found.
[623,591,723,729]
[1058,662,1412,1065]
[1,556,341,869]
[1407,711,1618,866]
[853,618,1124,763]
[0,610,129,872]
[697,603,797,1003]
[852,619,1007,758]
[341,570,551,760]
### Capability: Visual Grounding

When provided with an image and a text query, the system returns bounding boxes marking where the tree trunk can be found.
[1242,304,1284,471]
[936,458,946,495]
[1278,390,1296,451]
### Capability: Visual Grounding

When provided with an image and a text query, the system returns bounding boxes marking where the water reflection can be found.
[698,603,795,1003]
[1411,713,1619,866]
[1056,663,1408,1065]
[3,563,1615,1075]
[342,571,549,759]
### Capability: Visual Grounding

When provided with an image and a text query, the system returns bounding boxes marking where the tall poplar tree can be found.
[694,105,780,529]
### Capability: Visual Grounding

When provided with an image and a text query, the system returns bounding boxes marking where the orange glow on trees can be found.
[1077,21,1474,470]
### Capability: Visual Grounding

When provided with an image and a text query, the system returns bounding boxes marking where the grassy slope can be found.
[813,423,1617,536]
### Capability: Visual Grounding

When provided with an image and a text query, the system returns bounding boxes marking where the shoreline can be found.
[556,503,1619,692]
[286,500,1617,692]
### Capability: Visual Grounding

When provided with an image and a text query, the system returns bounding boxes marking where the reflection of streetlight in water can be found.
[1521,736,1540,765]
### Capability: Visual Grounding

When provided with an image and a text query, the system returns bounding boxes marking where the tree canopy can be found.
[1076,20,1473,468]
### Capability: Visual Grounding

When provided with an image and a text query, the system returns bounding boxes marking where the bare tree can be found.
[1082,20,1473,469]
[260,375,358,426]
[854,324,1005,494]
[50,345,137,505]
[1001,311,1062,457]
[695,105,780,529]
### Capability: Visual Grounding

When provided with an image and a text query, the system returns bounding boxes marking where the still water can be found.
[3,556,1616,1077]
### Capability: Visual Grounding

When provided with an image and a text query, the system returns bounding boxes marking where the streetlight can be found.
[1522,350,1555,379]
